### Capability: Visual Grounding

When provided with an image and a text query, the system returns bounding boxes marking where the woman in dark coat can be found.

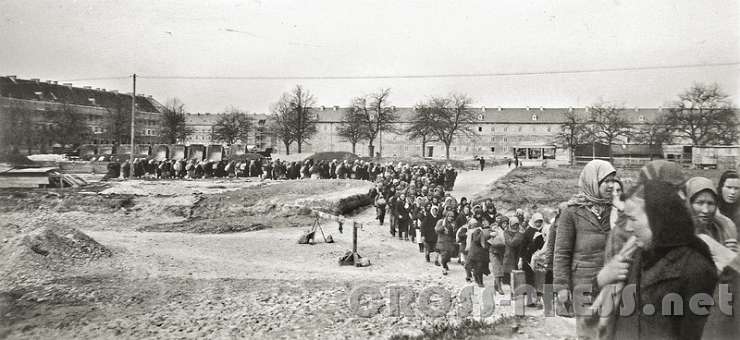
[395,193,410,240]
[596,179,718,340]
[422,205,441,264]
[703,253,740,340]
[465,220,490,286]
[435,211,457,275]
[489,215,508,294]
[553,159,616,339]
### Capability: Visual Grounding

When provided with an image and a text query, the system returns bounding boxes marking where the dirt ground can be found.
[1,165,580,340]
[472,165,725,216]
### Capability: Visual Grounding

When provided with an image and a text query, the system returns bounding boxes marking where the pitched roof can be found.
[309,106,666,124]
[0,76,163,113]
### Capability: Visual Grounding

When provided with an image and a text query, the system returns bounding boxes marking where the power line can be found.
[139,61,740,80]
[56,61,739,82]
[57,75,132,82]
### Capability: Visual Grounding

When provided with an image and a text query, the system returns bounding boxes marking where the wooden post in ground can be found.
[353,222,359,265]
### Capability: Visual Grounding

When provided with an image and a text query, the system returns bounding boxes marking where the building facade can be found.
[0,75,165,154]
[183,112,278,150]
[289,106,663,160]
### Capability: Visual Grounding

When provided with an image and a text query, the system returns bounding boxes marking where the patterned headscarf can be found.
[568,159,616,207]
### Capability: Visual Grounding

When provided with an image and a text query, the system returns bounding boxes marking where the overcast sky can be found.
[1,0,738,113]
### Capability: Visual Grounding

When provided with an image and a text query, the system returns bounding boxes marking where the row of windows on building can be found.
[317,123,559,135]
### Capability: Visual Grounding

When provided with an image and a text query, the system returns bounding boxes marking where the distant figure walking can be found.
[507,158,512,168]
[479,157,485,171]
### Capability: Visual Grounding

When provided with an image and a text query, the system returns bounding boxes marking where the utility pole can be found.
[129,73,136,178]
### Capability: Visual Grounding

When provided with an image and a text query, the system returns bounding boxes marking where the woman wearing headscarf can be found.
[456,205,472,264]
[605,160,687,262]
[553,159,616,339]
[685,177,738,252]
[503,215,525,287]
[396,193,411,241]
[489,215,509,294]
[521,212,546,307]
[422,205,441,265]
[466,219,491,287]
[595,180,718,340]
[482,200,497,226]
[435,211,457,275]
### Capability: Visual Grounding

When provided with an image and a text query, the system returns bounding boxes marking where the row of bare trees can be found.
[556,83,737,164]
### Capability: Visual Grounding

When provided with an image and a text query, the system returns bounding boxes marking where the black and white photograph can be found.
[0,1,738,339]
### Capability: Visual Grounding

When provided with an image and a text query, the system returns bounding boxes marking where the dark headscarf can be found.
[717,170,739,217]
[627,160,686,198]
[642,179,713,268]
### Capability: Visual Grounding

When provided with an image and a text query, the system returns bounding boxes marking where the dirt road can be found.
[2,165,576,339]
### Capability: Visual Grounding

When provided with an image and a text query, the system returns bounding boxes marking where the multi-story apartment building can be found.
[183,112,278,151]
[0,75,165,154]
[291,106,664,160]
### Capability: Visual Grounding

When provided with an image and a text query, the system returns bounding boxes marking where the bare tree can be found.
[211,107,251,145]
[51,103,91,147]
[406,103,439,157]
[270,102,295,155]
[160,98,193,144]
[1,102,36,154]
[427,93,477,160]
[336,106,366,154]
[356,88,399,157]
[105,100,131,146]
[633,114,673,160]
[555,110,589,165]
[270,85,318,153]
[588,103,631,163]
[665,83,738,146]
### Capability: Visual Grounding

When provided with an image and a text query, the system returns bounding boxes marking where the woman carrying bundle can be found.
[465,220,491,287]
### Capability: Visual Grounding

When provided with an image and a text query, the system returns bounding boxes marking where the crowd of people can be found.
[370,158,739,340]
[549,160,740,340]
[103,157,458,185]
[368,162,546,298]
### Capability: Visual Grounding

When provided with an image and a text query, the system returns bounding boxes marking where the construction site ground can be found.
[0,165,575,340]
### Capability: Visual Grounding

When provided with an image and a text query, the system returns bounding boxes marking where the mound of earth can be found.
[139,180,372,233]
[0,224,112,277]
